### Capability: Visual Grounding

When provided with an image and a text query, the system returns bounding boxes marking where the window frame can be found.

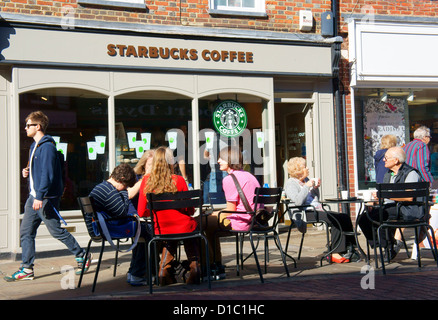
[208,0,267,17]
[77,0,146,9]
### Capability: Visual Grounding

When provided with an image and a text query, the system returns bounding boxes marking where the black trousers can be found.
[358,204,398,248]
[305,210,356,253]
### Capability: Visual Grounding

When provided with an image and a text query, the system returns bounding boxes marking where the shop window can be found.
[19,89,108,211]
[209,0,267,16]
[198,97,265,205]
[354,88,438,190]
[114,94,193,204]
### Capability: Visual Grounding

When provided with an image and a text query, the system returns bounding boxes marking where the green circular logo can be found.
[212,100,247,138]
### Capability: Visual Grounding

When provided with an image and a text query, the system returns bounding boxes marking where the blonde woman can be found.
[128,149,155,201]
[374,134,397,183]
[136,146,200,285]
[285,157,357,263]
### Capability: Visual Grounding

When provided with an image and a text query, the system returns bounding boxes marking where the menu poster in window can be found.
[363,98,406,181]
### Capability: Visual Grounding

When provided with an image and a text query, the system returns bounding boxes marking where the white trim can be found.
[78,0,146,9]
[10,67,21,253]
[351,87,359,195]
[209,0,266,15]
[349,19,438,86]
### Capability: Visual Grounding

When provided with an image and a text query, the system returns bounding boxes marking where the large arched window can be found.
[19,88,108,211]
[198,93,265,204]
[114,91,194,200]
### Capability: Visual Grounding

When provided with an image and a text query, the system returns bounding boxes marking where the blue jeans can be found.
[20,196,84,269]
[129,222,153,277]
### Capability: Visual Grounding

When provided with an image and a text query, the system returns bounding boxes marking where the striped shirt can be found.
[403,139,434,183]
[89,180,130,217]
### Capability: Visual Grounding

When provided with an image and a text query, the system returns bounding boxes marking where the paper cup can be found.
[363,190,372,201]
[95,136,106,154]
[87,141,98,160]
[341,191,349,200]
[135,141,145,158]
[126,132,137,149]
[167,131,178,150]
[205,131,215,150]
[52,136,61,146]
[57,143,68,161]
[141,132,151,151]
[256,131,264,148]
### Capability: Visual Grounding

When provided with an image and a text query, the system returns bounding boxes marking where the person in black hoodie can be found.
[4,111,91,282]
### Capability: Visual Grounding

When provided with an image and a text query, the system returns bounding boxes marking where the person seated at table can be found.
[128,149,155,209]
[358,146,426,260]
[284,157,358,263]
[201,145,261,278]
[89,163,153,286]
[374,134,397,183]
[136,146,201,286]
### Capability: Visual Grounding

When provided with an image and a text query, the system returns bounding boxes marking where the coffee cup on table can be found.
[363,190,372,201]
[341,191,349,200]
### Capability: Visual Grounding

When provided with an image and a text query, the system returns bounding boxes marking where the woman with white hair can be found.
[374,134,397,183]
[285,157,358,263]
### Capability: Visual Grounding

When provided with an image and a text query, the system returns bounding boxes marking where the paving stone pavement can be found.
[1,225,438,305]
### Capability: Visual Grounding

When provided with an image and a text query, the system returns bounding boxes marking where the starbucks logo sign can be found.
[213,100,248,137]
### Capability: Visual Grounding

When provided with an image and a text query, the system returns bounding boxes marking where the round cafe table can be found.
[320,197,368,264]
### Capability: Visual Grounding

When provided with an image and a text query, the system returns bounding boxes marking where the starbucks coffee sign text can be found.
[107,44,254,63]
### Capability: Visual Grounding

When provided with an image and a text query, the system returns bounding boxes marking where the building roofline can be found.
[0,12,341,46]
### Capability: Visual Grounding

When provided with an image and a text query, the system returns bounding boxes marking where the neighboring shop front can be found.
[0,21,338,255]
[348,19,438,195]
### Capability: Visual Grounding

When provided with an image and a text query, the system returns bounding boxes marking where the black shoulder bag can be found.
[229,174,273,230]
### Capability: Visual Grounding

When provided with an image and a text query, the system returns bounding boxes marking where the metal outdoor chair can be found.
[146,189,211,294]
[282,199,333,265]
[77,196,141,292]
[370,182,438,274]
[215,187,291,283]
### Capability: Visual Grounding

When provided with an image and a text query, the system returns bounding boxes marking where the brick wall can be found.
[337,0,438,197]
[0,0,336,34]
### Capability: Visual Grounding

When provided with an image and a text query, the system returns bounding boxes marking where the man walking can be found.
[403,125,434,185]
[4,111,91,281]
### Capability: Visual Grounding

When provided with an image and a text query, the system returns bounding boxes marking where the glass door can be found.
[275,103,314,189]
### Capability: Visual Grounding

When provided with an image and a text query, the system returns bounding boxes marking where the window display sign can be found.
[363,98,406,181]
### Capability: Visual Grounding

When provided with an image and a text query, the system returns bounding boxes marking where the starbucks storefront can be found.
[0,23,339,256]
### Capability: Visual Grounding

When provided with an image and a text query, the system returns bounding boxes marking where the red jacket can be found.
[137,174,197,235]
